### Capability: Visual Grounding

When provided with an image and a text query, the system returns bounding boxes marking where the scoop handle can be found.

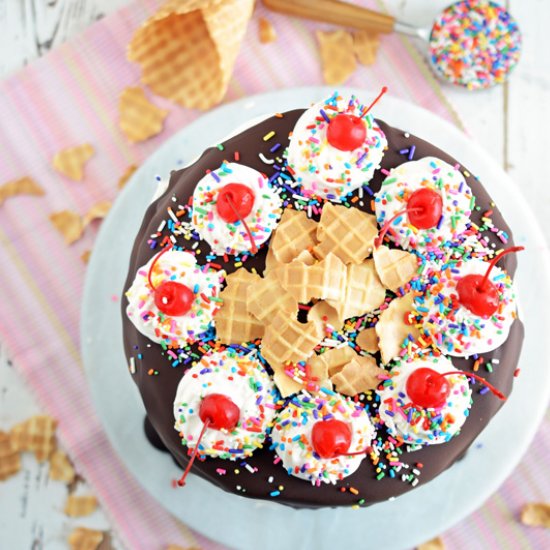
[262,0,396,34]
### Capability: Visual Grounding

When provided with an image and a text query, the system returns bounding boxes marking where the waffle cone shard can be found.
[376,292,420,364]
[309,346,357,378]
[52,144,94,181]
[356,327,379,354]
[316,30,357,85]
[215,270,264,344]
[0,431,21,481]
[272,367,304,398]
[119,87,168,143]
[327,259,386,320]
[64,495,98,517]
[270,209,318,264]
[275,253,346,304]
[308,300,342,332]
[10,415,57,462]
[330,354,383,396]
[373,245,418,292]
[68,527,104,550]
[128,0,254,110]
[261,310,323,367]
[314,203,378,264]
[247,275,297,324]
[49,449,76,483]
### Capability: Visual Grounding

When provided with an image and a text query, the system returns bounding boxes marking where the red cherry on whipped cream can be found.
[153,280,194,316]
[311,418,352,459]
[216,183,255,223]
[406,367,506,410]
[177,393,241,487]
[406,188,443,229]
[198,393,241,431]
[457,246,524,318]
[406,367,451,409]
[327,114,367,151]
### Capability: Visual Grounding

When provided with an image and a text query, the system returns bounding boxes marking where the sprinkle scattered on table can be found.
[0,176,45,206]
[52,144,95,181]
[259,17,277,44]
[50,210,84,245]
[316,30,357,85]
[119,87,168,143]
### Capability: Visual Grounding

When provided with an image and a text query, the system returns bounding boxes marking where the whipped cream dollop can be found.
[374,157,473,251]
[125,249,225,347]
[377,355,472,445]
[173,349,280,459]
[286,92,387,201]
[415,257,517,357]
[270,391,375,485]
[191,161,282,256]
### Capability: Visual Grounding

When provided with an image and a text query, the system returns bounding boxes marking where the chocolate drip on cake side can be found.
[121,110,524,508]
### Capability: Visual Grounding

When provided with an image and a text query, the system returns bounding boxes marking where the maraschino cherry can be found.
[326,87,388,151]
[456,246,524,318]
[311,419,352,459]
[147,246,194,317]
[177,393,241,487]
[216,183,255,223]
[374,187,442,248]
[215,183,258,254]
[406,367,506,410]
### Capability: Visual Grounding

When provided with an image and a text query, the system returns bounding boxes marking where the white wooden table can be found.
[0,0,548,548]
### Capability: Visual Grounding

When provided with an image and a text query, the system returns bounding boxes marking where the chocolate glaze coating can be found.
[122,110,523,508]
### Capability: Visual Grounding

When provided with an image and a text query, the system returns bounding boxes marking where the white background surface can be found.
[0,0,549,549]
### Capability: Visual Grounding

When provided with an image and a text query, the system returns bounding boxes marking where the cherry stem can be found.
[439,371,506,400]
[479,246,525,291]
[362,86,388,116]
[225,194,258,254]
[147,244,174,291]
[374,206,423,248]
[177,418,211,487]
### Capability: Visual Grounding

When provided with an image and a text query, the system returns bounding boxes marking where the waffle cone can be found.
[309,346,357,378]
[356,327,379,354]
[0,431,21,481]
[128,0,254,110]
[376,292,420,364]
[314,203,378,264]
[215,270,264,344]
[10,415,57,462]
[261,310,323,367]
[308,300,342,332]
[327,259,386,321]
[330,354,383,396]
[275,253,346,304]
[247,274,297,325]
[373,245,418,292]
[270,209,318,264]
[49,449,76,483]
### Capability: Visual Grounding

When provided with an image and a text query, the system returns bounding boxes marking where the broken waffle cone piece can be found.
[49,449,76,484]
[309,346,357,378]
[10,415,57,462]
[275,253,346,304]
[128,0,254,110]
[331,354,384,396]
[417,536,445,550]
[215,269,264,344]
[0,177,45,206]
[316,30,357,85]
[373,245,418,292]
[246,274,297,325]
[83,201,112,228]
[50,210,84,245]
[259,17,277,44]
[68,526,104,550]
[272,365,307,398]
[118,164,139,189]
[0,431,21,481]
[52,144,94,181]
[64,495,98,517]
[119,87,168,143]
[327,259,386,321]
[270,209,318,264]
[293,249,317,266]
[353,30,380,66]
[261,310,323,368]
[356,327,379,354]
[314,202,378,264]
[520,502,550,528]
[376,292,420,364]
[308,300,342,332]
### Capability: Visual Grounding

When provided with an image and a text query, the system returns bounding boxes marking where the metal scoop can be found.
[263,0,522,90]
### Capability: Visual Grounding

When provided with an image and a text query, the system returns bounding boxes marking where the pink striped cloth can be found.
[0,0,547,548]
